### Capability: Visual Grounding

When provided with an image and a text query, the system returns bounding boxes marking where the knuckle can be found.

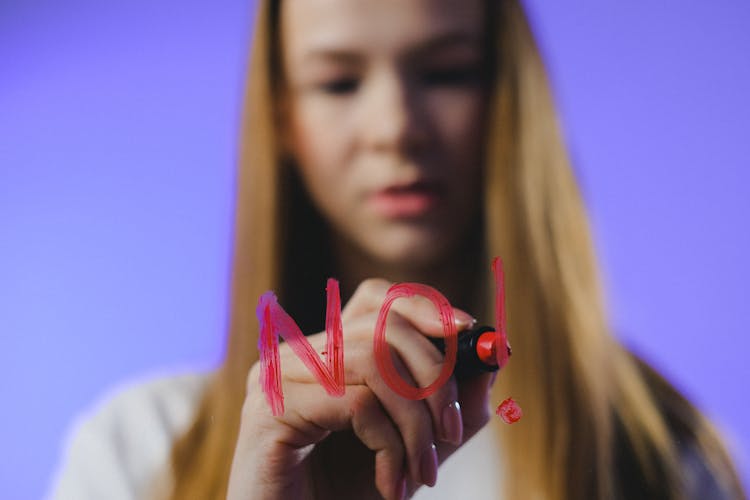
[357,278,390,298]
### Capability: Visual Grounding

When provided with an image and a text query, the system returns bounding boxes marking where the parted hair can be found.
[166,1,744,498]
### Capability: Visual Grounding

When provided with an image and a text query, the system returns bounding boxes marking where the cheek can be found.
[290,103,346,187]
[289,100,357,221]
[290,101,339,172]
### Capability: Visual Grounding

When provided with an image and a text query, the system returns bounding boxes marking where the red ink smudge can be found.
[496,397,522,424]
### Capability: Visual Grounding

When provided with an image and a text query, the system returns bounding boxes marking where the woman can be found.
[52,0,746,499]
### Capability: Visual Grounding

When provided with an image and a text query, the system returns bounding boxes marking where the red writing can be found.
[257,279,345,415]
[256,257,511,416]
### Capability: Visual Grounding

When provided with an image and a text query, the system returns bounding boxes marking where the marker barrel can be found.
[429,325,499,380]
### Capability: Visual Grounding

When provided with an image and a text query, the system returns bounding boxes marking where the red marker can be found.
[429,325,509,380]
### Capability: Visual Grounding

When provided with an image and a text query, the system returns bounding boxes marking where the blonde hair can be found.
[167,1,744,498]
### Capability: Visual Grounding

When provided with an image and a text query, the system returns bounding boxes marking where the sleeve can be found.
[48,414,140,500]
[47,374,208,500]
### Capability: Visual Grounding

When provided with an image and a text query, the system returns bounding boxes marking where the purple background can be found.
[1,1,748,498]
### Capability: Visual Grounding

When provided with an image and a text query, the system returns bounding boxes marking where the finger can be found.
[434,371,495,466]
[342,279,475,334]
[272,332,438,488]
[248,380,407,500]
[346,338,440,488]
[387,317,464,447]
[345,311,463,446]
[384,292,475,337]
[348,386,408,500]
[341,278,393,322]
[456,371,495,440]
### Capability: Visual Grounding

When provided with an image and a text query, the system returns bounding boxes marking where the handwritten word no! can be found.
[256,257,509,416]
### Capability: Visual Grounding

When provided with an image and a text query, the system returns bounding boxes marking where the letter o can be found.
[373,283,458,400]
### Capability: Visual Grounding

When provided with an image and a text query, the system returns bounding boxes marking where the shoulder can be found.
[624,354,744,499]
[72,372,211,459]
[87,372,210,433]
[49,372,211,500]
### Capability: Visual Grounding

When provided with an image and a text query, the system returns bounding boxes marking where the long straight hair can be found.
[167,1,744,498]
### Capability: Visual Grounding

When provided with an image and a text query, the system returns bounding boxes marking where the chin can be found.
[365,230,451,270]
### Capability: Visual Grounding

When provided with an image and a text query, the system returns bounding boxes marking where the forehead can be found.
[280,0,484,63]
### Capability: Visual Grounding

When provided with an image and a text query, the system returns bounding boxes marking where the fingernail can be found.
[420,443,438,487]
[440,401,463,446]
[453,310,476,329]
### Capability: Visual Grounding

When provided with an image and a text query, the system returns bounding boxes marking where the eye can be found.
[320,78,359,95]
[421,66,482,87]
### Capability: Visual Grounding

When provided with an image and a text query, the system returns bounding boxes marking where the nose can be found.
[359,69,427,154]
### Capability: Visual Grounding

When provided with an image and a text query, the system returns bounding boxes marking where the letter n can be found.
[256,279,345,416]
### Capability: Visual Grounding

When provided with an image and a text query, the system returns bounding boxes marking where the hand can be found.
[227,279,497,500]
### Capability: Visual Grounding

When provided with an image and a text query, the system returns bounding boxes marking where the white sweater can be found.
[49,373,504,499]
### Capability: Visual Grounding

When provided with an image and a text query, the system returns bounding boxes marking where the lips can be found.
[368,181,442,218]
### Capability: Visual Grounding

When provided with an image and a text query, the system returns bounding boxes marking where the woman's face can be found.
[280,0,488,269]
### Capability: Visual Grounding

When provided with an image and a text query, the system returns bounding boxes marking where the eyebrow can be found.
[299,31,483,67]
[300,49,363,66]
[410,32,484,58]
